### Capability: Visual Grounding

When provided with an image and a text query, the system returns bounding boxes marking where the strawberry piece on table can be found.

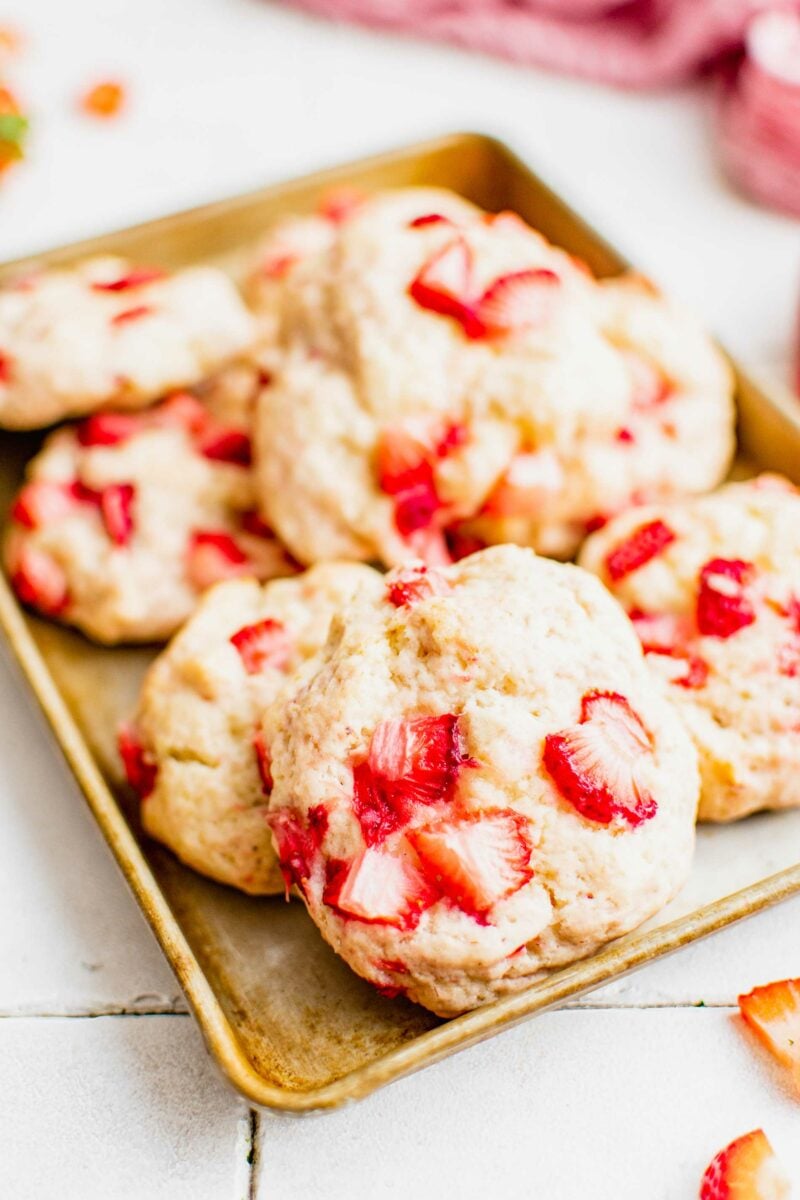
[186,530,250,590]
[323,846,439,930]
[409,810,533,918]
[230,618,291,675]
[99,483,135,546]
[10,545,69,615]
[699,1129,790,1200]
[543,690,657,826]
[604,519,676,582]
[738,978,800,1074]
[696,559,756,639]
[117,723,157,800]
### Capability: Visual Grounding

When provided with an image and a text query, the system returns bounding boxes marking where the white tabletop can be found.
[1,3,799,1197]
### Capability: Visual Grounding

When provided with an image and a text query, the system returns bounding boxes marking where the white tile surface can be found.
[0,1015,247,1200]
[0,1,798,1197]
[256,1008,800,1200]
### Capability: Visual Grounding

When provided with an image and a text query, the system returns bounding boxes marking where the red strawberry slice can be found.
[482,450,563,517]
[393,476,440,537]
[199,428,252,467]
[10,545,69,615]
[186,530,250,591]
[110,304,154,327]
[386,564,449,608]
[76,411,141,447]
[408,237,475,328]
[376,420,440,497]
[268,809,319,897]
[252,729,273,794]
[323,845,439,930]
[739,978,800,1075]
[472,269,560,339]
[239,509,274,540]
[230,618,291,675]
[91,268,165,292]
[154,391,208,435]
[117,723,157,800]
[352,714,473,845]
[700,1129,790,1200]
[99,483,135,546]
[697,559,756,639]
[0,349,14,385]
[604,519,676,582]
[628,608,691,655]
[673,654,710,690]
[409,809,533,919]
[10,481,81,529]
[445,526,486,562]
[408,213,452,229]
[621,349,672,408]
[543,690,657,827]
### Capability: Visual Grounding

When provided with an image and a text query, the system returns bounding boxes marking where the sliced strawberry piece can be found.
[91,268,165,292]
[154,391,208,434]
[376,421,439,497]
[604,519,676,582]
[252,728,272,794]
[199,428,252,467]
[186,530,250,591]
[317,186,364,224]
[409,810,533,919]
[543,690,657,827]
[408,213,452,229]
[674,654,710,690]
[628,608,691,655]
[621,349,672,408]
[408,236,475,329]
[352,715,473,845]
[110,305,154,327]
[739,978,800,1074]
[700,1129,790,1200]
[117,723,157,800]
[10,481,81,529]
[323,845,439,930]
[230,618,291,675]
[0,350,14,385]
[99,483,135,546]
[76,411,141,447]
[406,525,452,568]
[697,559,757,639]
[239,509,274,540]
[482,450,563,517]
[445,526,486,562]
[385,564,449,608]
[472,268,560,339]
[393,476,440,537]
[268,809,318,896]
[10,545,69,616]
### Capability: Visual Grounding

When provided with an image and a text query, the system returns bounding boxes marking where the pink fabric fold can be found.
[284,0,789,88]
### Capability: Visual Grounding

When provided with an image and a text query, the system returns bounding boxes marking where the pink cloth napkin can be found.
[284,0,800,218]
[284,0,785,88]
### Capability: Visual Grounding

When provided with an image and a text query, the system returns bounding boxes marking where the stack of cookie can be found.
[3,187,798,1017]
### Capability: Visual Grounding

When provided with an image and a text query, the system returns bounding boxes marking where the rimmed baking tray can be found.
[2,132,800,1113]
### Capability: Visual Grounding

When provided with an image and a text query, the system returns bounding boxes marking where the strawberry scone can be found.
[253,187,734,566]
[579,475,800,822]
[263,545,699,1016]
[0,256,256,428]
[4,390,296,644]
[122,562,382,894]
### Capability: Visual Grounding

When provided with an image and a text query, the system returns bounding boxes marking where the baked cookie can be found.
[579,474,800,822]
[263,545,699,1016]
[122,562,383,895]
[4,389,296,644]
[0,256,256,428]
[252,187,735,566]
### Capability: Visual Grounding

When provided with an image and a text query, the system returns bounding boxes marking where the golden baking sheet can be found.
[1,132,799,1111]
